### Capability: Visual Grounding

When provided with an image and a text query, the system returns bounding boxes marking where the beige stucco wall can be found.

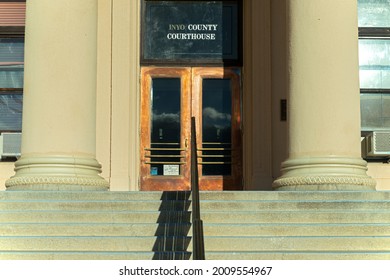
[96,0,112,184]
[243,0,274,190]
[95,0,140,191]
[271,0,289,185]
[0,163,14,190]
[367,163,390,190]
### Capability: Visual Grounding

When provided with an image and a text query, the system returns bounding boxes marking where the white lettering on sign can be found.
[187,24,218,31]
[167,33,216,40]
[166,23,218,40]
[168,24,186,31]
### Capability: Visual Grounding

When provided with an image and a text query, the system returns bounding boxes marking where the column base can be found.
[5,154,109,191]
[273,156,376,191]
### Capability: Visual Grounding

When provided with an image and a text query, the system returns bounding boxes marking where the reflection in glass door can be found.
[201,79,232,176]
[150,78,182,176]
[140,67,242,191]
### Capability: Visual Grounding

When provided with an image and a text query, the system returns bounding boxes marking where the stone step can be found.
[0,223,191,236]
[0,250,389,260]
[202,236,390,251]
[0,200,191,211]
[0,236,191,251]
[2,200,390,211]
[203,223,390,236]
[205,251,390,260]
[2,190,390,201]
[0,191,191,202]
[200,200,390,211]
[201,211,390,224]
[1,210,390,224]
[1,236,389,252]
[200,191,390,201]
[0,211,191,223]
[0,251,191,260]
[2,223,390,237]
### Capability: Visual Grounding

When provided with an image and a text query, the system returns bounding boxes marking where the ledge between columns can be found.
[273,156,376,191]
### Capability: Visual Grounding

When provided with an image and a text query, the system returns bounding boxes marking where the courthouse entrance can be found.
[140,67,242,191]
[139,0,242,191]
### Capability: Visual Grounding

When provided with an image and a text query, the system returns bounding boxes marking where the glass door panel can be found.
[149,78,182,176]
[201,79,232,176]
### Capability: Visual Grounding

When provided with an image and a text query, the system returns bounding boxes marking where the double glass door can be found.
[140,67,242,191]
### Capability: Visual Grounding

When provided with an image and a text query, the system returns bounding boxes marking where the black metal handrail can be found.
[191,117,205,260]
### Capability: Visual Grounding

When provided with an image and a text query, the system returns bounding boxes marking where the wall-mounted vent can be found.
[363,131,390,158]
[0,132,21,158]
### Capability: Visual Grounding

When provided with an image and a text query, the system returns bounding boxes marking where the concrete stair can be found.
[199,191,390,260]
[0,191,192,260]
[0,190,390,259]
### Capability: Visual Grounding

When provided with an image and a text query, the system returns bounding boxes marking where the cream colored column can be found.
[6,0,109,191]
[273,0,375,191]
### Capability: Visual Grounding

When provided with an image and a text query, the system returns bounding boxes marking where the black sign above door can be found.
[141,0,242,65]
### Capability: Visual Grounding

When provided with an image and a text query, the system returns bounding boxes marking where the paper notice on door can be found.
[163,165,180,176]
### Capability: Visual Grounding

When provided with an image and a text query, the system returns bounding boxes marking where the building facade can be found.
[0,0,389,192]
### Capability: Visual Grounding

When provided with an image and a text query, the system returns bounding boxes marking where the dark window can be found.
[0,37,24,133]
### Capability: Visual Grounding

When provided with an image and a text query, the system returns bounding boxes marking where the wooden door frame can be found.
[192,67,243,190]
[140,67,192,191]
